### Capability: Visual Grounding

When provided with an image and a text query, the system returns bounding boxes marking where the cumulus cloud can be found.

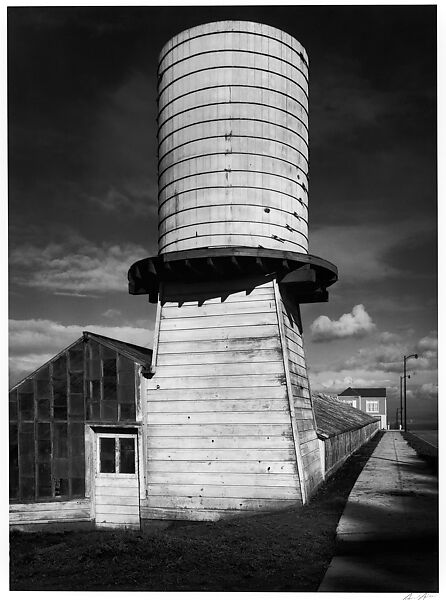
[417,332,437,352]
[10,237,147,296]
[310,304,375,342]
[9,318,154,386]
[378,331,405,343]
[309,368,394,392]
[102,308,123,319]
[336,330,438,377]
[420,382,438,397]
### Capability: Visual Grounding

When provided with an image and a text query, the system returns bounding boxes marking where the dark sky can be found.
[8,6,437,427]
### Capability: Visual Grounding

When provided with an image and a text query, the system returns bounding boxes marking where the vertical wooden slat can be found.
[273,278,306,504]
[150,282,163,375]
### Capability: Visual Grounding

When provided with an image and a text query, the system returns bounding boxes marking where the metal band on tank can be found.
[158,185,308,213]
[158,219,309,240]
[158,28,309,71]
[158,135,309,171]
[158,66,309,103]
[157,118,309,152]
[158,152,309,181]
[158,205,309,228]
[157,102,309,138]
[158,168,308,196]
[157,84,309,120]
[158,48,309,85]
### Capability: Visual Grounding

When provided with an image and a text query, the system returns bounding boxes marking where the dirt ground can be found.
[10,432,384,591]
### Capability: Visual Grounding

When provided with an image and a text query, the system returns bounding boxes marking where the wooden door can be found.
[94,433,140,529]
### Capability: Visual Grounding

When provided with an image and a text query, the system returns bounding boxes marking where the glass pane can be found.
[54,477,69,497]
[19,422,35,476]
[36,365,50,381]
[21,477,35,500]
[69,393,84,417]
[36,380,50,398]
[118,384,134,404]
[53,354,67,379]
[71,477,85,496]
[102,346,116,360]
[53,379,67,403]
[100,438,115,473]
[119,438,135,474]
[54,405,68,420]
[37,463,52,497]
[9,443,19,498]
[89,358,101,379]
[53,355,67,379]
[69,423,84,470]
[37,398,51,420]
[53,458,68,478]
[37,422,51,440]
[87,402,100,420]
[69,348,84,371]
[70,454,84,477]
[70,372,83,394]
[103,378,117,402]
[37,439,51,462]
[19,379,33,393]
[103,358,117,378]
[119,403,136,421]
[53,423,67,458]
[101,401,118,421]
[9,390,17,420]
[9,423,18,444]
[37,423,51,463]
[90,380,101,402]
[18,393,34,420]
[9,423,19,497]
[118,356,134,382]
[53,380,67,419]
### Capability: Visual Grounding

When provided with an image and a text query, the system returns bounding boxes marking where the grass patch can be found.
[10,431,383,592]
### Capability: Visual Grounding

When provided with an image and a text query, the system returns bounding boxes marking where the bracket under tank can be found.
[128,246,337,305]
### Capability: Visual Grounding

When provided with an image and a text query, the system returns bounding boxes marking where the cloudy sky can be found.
[8,5,437,428]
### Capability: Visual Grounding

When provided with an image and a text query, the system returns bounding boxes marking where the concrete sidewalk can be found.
[319,431,438,592]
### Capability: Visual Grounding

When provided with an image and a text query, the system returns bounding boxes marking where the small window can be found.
[366,400,379,413]
[342,398,356,408]
[98,436,136,474]
[119,438,136,474]
[99,438,116,473]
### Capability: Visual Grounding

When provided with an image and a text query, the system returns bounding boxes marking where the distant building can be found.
[338,387,387,429]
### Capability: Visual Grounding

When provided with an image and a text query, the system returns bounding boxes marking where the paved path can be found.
[319,431,438,592]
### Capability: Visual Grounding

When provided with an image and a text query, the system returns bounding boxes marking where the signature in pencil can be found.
[403,594,436,600]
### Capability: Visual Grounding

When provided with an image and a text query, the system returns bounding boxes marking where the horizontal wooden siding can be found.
[144,279,302,520]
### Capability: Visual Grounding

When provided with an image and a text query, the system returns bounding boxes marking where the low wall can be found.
[319,421,380,480]
[10,499,91,530]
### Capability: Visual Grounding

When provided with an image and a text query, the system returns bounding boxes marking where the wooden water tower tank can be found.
[157,20,309,255]
[129,21,338,523]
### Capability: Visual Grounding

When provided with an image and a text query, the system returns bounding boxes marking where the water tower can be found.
[129,21,337,521]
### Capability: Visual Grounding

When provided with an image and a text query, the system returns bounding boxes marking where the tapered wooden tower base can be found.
[141,275,323,522]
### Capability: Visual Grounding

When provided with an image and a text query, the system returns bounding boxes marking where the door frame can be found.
[85,425,145,523]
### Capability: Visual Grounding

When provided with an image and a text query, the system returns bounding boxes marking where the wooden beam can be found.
[207,257,224,275]
[231,256,243,272]
[256,256,265,272]
[185,259,201,276]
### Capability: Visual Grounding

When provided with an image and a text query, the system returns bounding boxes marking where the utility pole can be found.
[403,353,418,431]
[399,376,404,429]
